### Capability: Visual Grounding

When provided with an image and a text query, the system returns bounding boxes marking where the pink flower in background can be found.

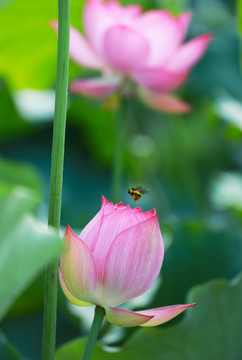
[52,0,212,113]
[59,196,195,327]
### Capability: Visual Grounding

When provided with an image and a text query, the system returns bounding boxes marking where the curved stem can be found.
[41,0,70,359]
[81,306,105,360]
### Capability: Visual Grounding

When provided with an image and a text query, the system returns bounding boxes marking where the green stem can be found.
[41,0,70,359]
[81,306,105,360]
[112,103,127,203]
[237,0,242,72]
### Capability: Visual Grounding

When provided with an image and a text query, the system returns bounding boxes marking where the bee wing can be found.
[136,187,149,194]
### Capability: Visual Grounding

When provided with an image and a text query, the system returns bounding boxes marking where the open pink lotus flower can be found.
[51,0,212,113]
[60,196,195,327]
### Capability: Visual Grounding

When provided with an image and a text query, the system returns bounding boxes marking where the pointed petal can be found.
[132,208,156,221]
[104,201,124,215]
[133,206,142,212]
[143,209,156,220]
[132,207,145,222]
[166,34,213,73]
[84,0,142,54]
[139,89,192,113]
[61,225,98,304]
[177,11,192,40]
[105,1,141,19]
[69,76,121,98]
[133,68,188,92]
[84,0,115,54]
[137,303,196,327]
[136,10,182,66]
[79,196,107,247]
[91,205,140,281]
[105,307,153,327]
[101,215,164,306]
[69,25,103,68]
[50,21,103,69]
[59,268,92,307]
[103,25,149,72]
[81,200,142,287]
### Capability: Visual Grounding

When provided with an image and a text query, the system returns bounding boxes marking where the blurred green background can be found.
[0,0,242,359]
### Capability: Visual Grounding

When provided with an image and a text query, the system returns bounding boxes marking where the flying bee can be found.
[128,187,149,202]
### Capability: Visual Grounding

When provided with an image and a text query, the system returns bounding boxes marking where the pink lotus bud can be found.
[60,197,195,327]
[51,0,212,113]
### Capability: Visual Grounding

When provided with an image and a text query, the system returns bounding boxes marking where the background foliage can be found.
[0,0,241,359]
